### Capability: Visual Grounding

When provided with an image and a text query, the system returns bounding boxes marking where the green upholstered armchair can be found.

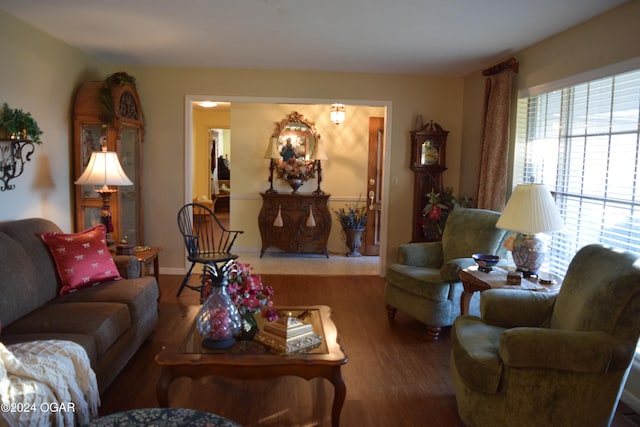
[451,244,640,427]
[385,208,509,340]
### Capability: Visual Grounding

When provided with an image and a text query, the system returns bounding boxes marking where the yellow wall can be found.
[460,0,640,200]
[192,107,231,198]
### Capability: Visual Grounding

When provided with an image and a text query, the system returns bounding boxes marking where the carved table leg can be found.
[156,368,171,407]
[329,366,346,427]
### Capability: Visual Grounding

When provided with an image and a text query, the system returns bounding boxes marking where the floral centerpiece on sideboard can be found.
[276,157,316,193]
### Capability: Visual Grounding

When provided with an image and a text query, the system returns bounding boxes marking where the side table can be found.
[134,246,162,283]
[459,266,562,315]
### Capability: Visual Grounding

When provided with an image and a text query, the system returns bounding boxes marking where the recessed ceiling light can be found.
[197,101,218,108]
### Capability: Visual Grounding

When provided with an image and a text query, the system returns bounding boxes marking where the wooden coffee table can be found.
[155,305,348,427]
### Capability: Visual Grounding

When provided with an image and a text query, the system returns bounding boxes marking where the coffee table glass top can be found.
[180,307,329,355]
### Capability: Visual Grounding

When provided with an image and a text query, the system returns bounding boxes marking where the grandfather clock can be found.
[410,120,449,242]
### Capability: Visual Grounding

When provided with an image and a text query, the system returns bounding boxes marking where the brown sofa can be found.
[0,218,159,393]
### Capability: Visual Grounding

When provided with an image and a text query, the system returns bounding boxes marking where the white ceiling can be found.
[0,0,628,76]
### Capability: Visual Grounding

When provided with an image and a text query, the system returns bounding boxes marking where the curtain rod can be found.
[482,57,519,76]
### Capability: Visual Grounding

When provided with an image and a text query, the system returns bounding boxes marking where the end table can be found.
[459,266,562,315]
[134,246,162,283]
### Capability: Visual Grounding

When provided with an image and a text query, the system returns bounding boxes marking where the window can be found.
[514,68,640,278]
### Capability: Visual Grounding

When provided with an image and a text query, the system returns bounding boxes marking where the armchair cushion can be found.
[499,328,631,373]
[451,316,504,394]
[551,244,640,341]
[441,208,510,261]
[396,241,443,268]
[440,258,477,282]
[385,264,449,301]
[480,288,556,328]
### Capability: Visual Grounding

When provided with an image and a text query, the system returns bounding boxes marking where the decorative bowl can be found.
[472,254,500,272]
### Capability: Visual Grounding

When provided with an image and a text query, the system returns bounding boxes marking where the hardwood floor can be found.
[99,274,639,427]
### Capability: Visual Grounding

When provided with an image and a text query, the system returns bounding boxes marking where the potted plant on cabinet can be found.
[334,201,368,257]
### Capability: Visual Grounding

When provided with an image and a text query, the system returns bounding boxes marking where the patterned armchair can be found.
[451,244,640,427]
[385,208,509,340]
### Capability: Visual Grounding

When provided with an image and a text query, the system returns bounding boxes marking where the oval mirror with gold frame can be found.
[273,111,320,161]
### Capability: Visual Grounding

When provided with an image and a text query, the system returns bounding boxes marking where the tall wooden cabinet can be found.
[73,79,145,246]
[409,121,449,242]
[258,193,331,257]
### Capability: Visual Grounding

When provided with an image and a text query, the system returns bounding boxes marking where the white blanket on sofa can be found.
[0,340,100,427]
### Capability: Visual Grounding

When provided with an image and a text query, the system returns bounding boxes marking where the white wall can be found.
[0,11,110,229]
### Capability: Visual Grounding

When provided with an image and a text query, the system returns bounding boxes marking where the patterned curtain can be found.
[477,59,518,210]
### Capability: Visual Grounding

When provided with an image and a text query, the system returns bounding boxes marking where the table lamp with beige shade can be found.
[495,183,563,277]
[75,145,133,246]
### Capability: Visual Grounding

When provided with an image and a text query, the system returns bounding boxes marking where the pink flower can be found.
[213,262,278,323]
[428,205,442,220]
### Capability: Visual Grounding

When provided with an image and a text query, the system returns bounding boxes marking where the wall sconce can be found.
[264,136,281,194]
[75,145,133,246]
[310,137,328,195]
[330,103,346,125]
[0,139,35,191]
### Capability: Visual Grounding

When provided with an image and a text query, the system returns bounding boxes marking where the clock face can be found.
[421,141,439,165]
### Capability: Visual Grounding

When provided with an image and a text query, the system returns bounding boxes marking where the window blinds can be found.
[514,69,640,276]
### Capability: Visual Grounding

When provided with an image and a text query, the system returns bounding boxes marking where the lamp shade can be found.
[75,147,133,187]
[264,137,281,159]
[496,183,563,234]
[310,138,328,161]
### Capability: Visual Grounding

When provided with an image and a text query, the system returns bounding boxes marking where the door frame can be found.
[184,95,393,275]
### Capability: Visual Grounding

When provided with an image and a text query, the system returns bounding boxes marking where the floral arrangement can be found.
[225,262,279,322]
[276,157,316,181]
[334,200,368,229]
[421,187,456,241]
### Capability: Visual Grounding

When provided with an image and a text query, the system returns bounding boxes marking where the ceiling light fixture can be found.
[330,103,346,125]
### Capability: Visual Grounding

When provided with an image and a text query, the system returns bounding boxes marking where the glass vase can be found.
[196,276,241,349]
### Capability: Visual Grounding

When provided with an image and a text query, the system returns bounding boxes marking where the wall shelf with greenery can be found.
[0,103,43,191]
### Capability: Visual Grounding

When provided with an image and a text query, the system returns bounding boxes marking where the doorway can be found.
[209,128,231,217]
[184,97,392,275]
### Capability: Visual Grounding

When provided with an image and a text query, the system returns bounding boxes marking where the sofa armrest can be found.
[397,242,443,268]
[500,328,632,373]
[112,255,141,279]
[481,289,556,328]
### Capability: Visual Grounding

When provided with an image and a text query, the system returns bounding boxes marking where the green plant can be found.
[334,200,368,229]
[0,103,43,144]
[421,187,456,240]
[105,71,137,87]
[100,71,137,123]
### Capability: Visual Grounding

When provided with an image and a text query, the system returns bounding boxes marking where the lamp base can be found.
[511,232,548,277]
[96,187,117,247]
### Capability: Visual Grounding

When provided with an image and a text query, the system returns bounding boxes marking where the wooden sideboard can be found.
[258,192,331,257]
